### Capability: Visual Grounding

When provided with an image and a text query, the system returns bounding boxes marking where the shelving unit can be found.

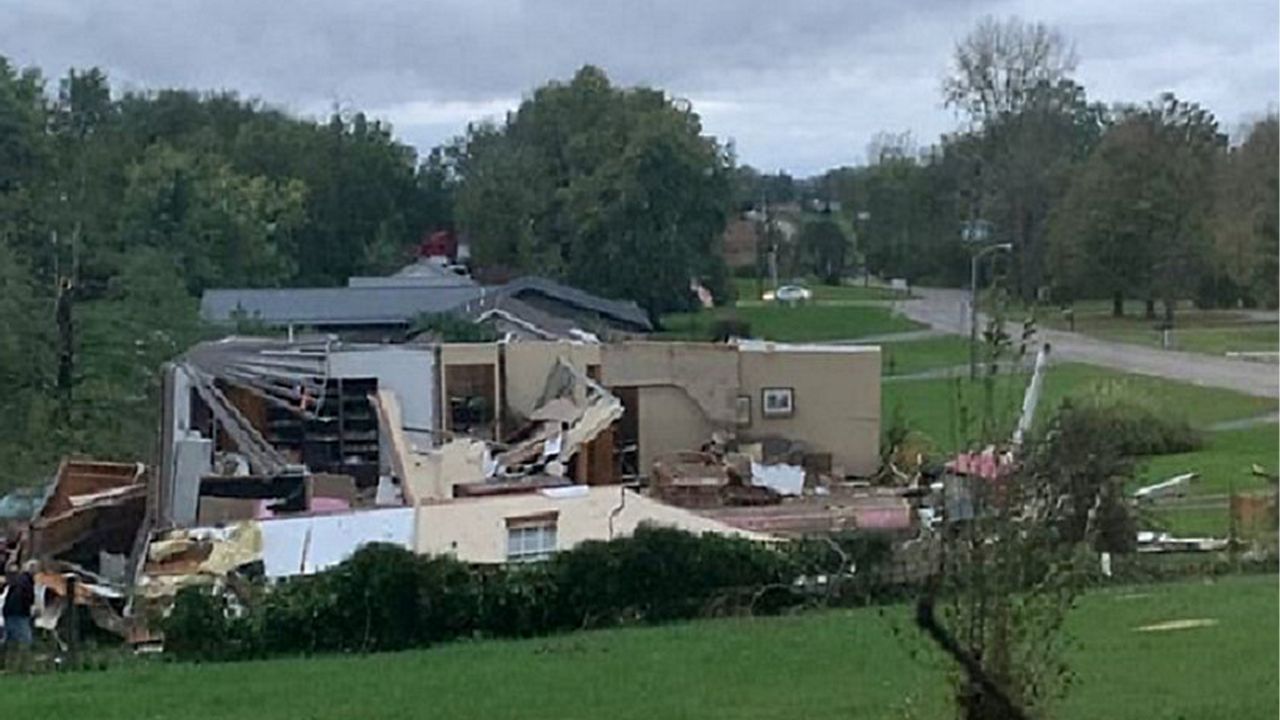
[265,377,381,488]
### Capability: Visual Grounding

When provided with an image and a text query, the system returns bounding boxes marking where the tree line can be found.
[0,59,450,488]
[812,17,1278,315]
[1,17,1274,488]
[0,59,737,488]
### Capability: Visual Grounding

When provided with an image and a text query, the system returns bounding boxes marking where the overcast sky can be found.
[2,0,1275,175]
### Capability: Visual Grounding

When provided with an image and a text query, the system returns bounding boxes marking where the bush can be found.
[1057,398,1203,457]
[710,318,751,341]
[163,586,261,662]
[161,527,901,662]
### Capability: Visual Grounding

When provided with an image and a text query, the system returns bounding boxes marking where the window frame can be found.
[735,394,752,426]
[760,387,795,418]
[505,512,559,562]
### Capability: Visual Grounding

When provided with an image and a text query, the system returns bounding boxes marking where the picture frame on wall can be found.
[761,387,794,418]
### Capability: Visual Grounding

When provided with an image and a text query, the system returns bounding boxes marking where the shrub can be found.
[1056,398,1203,457]
[162,527,896,662]
[163,586,260,662]
[710,318,751,341]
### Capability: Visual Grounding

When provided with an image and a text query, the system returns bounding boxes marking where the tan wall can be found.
[502,341,601,419]
[601,342,741,473]
[600,342,739,423]
[433,339,881,479]
[634,385,719,472]
[414,486,769,563]
[737,344,880,476]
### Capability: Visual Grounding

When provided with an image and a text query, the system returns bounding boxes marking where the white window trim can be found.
[505,515,558,562]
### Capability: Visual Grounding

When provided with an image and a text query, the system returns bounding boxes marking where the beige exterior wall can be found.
[502,341,601,418]
[737,343,880,476]
[414,486,769,563]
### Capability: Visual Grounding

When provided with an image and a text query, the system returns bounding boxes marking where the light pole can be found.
[969,242,1013,380]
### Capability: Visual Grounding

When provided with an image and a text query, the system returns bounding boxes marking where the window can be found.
[761,387,795,418]
[506,513,558,562]
[735,394,752,426]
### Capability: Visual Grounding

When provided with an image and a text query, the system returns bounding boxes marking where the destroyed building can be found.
[10,331,888,644]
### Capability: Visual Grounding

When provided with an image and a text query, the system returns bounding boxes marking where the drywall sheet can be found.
[259,507,415,578]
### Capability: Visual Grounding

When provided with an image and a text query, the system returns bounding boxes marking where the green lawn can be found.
[878,336,971,377]
[1135,423,1279,537]
[882,362,1276,451]
[660,304,922,342]
[1139,424,1279,497]
[4,576,1275,719]
[732,277,910,303]
[1006,298,1277,356]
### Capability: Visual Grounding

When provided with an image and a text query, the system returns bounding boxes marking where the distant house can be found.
[200,262,652,341]
[719,218,761,270]
[486,276,651,336]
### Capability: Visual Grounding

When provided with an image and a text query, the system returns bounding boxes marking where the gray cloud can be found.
[2,0,1275,174]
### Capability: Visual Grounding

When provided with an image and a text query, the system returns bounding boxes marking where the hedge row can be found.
[163,527,894,661]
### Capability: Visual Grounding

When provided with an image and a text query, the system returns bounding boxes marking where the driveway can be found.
[897,287,1279,399]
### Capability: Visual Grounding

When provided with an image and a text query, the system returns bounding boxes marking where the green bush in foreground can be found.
[163,527,894,662]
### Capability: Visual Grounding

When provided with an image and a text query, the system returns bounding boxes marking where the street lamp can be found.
[969,242,1013,380]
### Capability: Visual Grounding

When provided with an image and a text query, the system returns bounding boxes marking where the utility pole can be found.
[969,242,1012,380]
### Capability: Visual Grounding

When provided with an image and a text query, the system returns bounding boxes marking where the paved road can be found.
[896,287,1279,399]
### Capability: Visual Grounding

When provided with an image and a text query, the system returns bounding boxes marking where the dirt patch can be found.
[1134,618,1219,632]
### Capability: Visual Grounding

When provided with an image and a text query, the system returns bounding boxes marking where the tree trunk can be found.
[1112,291,1124,317]
[1163,299,1175,325]
[1144,298,1156,320]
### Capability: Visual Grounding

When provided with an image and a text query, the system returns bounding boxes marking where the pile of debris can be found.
[648,432,826,510]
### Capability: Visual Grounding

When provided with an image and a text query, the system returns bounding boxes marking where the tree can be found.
[916,331,1134,719]
[944,16,1078,126]
[825,137,968,287]
[1050,94,1224,319]
[116,144,306,293]
[984,80,1106,299]
[1212,115,1278,308]
[0,57,457,490]
[798,217,850,284]
[0,236,57,490]
[449,66,733,319]
[942,17,1104,301]
[71,248,206,460]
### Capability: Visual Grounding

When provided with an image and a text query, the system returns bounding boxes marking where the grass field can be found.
[731,277,909,302]
[1139,424,1279,497]
[878,336,971,377]
[3,576,1274,719]
[881,362,1276,452]
[660,303,921,342]
[1136,424,1279,536]
[1002,298,1277,356]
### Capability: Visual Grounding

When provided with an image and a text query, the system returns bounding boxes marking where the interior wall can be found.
[600,342,739,423]
[439,344,500,441]
[635,386,718,473]
[329,348,436,448]
[502,341,601,419]
[737,346,880,477]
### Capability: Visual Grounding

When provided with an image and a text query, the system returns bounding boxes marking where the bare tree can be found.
[944,16,1078,125]
[865,130,917,166]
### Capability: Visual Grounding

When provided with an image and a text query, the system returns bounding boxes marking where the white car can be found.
[762,285,813,303]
